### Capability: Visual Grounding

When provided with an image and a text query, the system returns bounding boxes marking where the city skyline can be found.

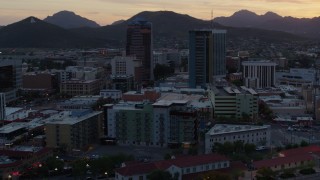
[0,0,320,26]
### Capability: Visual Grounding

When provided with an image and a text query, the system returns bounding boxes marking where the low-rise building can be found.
[45,110,103,151]
[100,89,122,100]
[205,124,271,154]
[115,154,230,180]
[60,79,101,96]
[0,146,53,179]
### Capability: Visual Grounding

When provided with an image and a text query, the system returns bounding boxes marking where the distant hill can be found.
[71,11,307,46]
[0,11,310,48]
[214,10,320,38]
[0,17,105,48]
[111,20,125,25]
[44,11,100,29]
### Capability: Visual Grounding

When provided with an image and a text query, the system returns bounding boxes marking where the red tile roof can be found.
[116,154,229,176]
[279,145,320,157]
[253,154,314,169]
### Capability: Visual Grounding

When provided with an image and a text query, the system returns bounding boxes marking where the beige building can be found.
[45,110,103,151]
[60,79,101,96]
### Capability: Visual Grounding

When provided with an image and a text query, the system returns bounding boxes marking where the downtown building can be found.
[0,93,5,121]
[126,18,153,83]
[205,124,271,154]
[45,110,103,151]
[189,29,227,88]
[242,60,277,89]
[104,92,212,147]
[210,86,259,119]
[0,58,22,102]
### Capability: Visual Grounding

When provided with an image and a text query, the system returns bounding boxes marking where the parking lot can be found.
[83,145,172,161]
[271,124,320,147]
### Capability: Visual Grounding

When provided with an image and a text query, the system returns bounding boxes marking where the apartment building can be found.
[45,110,103,151]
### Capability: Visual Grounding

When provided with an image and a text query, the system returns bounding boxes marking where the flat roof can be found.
[45,110,102,125]
[0,123,26,134]
[5,107,23,116]
[10,146,42,152]
[207,124,270,136]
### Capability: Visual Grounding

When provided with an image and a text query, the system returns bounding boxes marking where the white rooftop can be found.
[45,110,102,125]
[207,124,270,136]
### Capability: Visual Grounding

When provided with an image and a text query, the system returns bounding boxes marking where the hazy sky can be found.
[0,0,319,26]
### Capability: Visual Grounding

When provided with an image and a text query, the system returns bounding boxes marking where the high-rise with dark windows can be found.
[0,58,22,102]
[126,18,153,83]
[189,29,226,88]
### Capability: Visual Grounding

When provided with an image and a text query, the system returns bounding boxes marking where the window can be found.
[186,168,190,173]
[193,167,196,172]
[139,176,143,180]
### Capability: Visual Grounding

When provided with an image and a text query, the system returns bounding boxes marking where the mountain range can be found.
[213,10,320,38]
[44,11,100,29]
[0,17,105,48]
[0,10,317,48]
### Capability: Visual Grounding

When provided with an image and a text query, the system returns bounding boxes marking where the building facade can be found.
[45,110,103,151]
[60,79,101,96]
[211,86,258,119]
[126,18,153,82]
[189,29,227,88]
[242,60,277,89]
[205,124,271,154]
[0,58,22,102]
[115,154,230,180]
[105,103,154,146]
[0,93,5,121]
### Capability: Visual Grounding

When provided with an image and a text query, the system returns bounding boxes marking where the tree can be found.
[164,153,171,160]
[300,140,309,147]
[153,64,174,81]
[147,170,173,180]
[244,143,256,154]
[46,156,64,171]
[256,167,276,180]
[234,140,244,153]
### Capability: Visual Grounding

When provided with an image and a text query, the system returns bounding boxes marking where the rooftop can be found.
[116,153,229,176]
[253,154,314,169]
[45,110,102,125]
[0,123,26,134]
[207,124,270,136]
[279,145,320,157]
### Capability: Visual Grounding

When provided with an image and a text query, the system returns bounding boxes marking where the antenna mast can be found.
[211,9,214,29]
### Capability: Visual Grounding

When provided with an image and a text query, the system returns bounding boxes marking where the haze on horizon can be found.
[0,0,319,26]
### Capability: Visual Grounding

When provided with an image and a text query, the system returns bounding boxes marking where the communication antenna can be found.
[211,9,214,29]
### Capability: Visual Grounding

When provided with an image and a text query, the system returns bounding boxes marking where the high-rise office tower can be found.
[189,29,226,88]
[0,93,5,120]
[126,18,153,83]
[0,58,22,102]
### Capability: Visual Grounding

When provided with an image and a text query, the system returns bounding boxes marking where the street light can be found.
[54,168,58,171]
[86,164,90,168]
[8,174,12,179]
[39,163,42,168]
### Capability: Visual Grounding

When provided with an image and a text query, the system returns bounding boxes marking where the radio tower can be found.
[211,9,214,29]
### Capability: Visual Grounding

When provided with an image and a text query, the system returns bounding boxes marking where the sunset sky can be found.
[0,0,319,26]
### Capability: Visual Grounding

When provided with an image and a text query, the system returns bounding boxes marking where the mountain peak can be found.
[232,10,258,17]
[263,11,282,19]
[52,10,76,16]
[44,11,100,29]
